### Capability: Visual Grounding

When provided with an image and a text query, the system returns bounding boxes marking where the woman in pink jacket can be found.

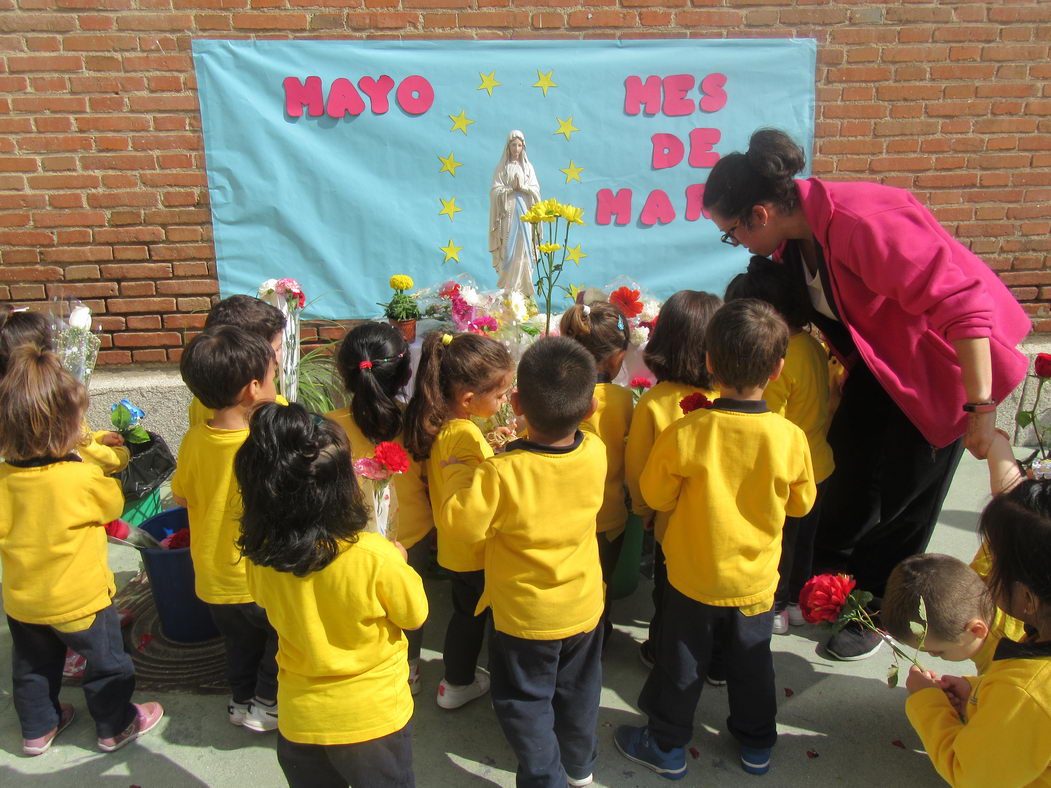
[702,129,1030,660]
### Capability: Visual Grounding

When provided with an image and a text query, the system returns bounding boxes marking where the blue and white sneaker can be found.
[613,725,687,780]
[740,745,772,775]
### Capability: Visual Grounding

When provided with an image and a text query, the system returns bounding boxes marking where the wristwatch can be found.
[962,400,997,414]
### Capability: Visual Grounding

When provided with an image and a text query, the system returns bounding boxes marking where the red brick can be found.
[0,265,63,281]
[132,349,169,362]
[44,281,118,298]
[41,247,114,263]
[127,315,162,330]
[177,296,213,312]
[100,263,172,279]
[163,313,207,329]
[156,279,219,295]
[64,264,100,280]
[10,285,46,300]
[120,281,157,296]
[108,297,176,314]
[97,350,132,365]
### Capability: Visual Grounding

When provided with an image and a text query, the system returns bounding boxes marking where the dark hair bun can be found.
[746,128,806,181]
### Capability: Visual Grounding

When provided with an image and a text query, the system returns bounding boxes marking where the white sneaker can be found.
[773,610,789,635]
[567,774,593,786]
[227,699,251,726]
[436,669,490,710]
[242,699,278,732]
[787,603,805,627]
[408,659,422,697]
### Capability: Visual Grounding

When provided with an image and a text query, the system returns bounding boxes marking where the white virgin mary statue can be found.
[489,130,541,295]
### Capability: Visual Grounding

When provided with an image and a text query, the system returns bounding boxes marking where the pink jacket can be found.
[789,178,1030,448]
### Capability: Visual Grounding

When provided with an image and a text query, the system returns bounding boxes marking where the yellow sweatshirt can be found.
[625,381,718,541]
[77,421,130,476]
[427,419,492,573]
[968,541,1026,675]
[906,638,1051,787]
[246,532,428,745]
[0,457,123,625]
[326,407,433,550]
[581,382,633,537]
[439,431,606,640]
[188,394,288,428]
[641,399,815,615]
[762,332,834,484]
[170,423,252,605]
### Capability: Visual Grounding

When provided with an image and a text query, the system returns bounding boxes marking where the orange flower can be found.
[610,286,643,319]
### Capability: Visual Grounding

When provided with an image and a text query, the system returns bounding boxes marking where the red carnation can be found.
[610,286,644,319]
[166,527,190,550]
[1035,353,1051,379]
[374,441,410,474]
[680,393,713,415]
[798,573,856,624]
[630,376,653,390]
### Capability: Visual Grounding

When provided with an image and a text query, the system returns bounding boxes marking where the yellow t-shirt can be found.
[326,407,433,550]
[77,421,130,476]
[438,431,606,640]
[188,394,288,428]
[0,458,123,625]
[969,542,1027,675]
[762,332,834,484]
[427,419,492,573]
[641,400,815,615]
[246,532,428,745]
[581,382,633,537]
[170,423,251,605]
[625,381,718,541]
[906,638,1051,787]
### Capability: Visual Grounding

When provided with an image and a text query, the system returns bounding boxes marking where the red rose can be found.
[798,573,856,624]
[1035,353,1051,379]
[610,286,644,319]
[166,527,191,550]
[374,441,410,474]
[679,393,713,415]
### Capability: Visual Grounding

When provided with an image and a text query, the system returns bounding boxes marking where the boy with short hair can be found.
[615,299,816,780]
[188,295,287,427]
[171,325,281,732]
[439,337,607,787]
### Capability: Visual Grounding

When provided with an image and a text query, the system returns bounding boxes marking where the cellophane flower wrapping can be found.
[259,278,304,403]
[53,301,100,384]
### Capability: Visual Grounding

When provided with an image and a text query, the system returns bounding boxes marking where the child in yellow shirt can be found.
[439,337,606,787]
[560,301,632,645]
[171,325,280,732]
[624,290,722,668]
[329,322,433,694]
[404,331,514,710]
[236,403,428,787]
[0,346,162,756]
[616,299,815,780]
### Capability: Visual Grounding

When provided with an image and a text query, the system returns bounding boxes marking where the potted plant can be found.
[380,274,422,342]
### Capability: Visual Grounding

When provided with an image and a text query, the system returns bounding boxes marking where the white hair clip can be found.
[582,304,591,316]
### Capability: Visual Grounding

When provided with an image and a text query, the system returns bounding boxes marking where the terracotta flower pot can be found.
[389,318,417,343]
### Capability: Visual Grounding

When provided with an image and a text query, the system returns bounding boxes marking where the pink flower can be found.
[275,278,306,309]
[353,457,389,480]
[630,376,653,390]
[439,281,461,299]
[468,316,499,334]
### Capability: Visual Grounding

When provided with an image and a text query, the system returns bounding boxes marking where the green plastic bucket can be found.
[121,488,161,527]
[609,513,644,600]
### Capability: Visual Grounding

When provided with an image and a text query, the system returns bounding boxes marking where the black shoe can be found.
[639,640,656,670]
[825,622,883,661]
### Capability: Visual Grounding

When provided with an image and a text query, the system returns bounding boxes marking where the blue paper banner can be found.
[192,38,815,318]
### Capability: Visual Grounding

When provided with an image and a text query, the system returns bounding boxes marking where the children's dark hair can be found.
[0,308,53,377]
[403,331,513,460]
[979,479,1051,612]
[0,345,88,460]
[725,256,812,333]
[336,323,411,444]
[643,290,721,390]
[180,325,275,410]
[559,301,630,368]
[205,294,286,343]
[516,337,595,438]
[706,299,789,392]
[702,128,806,224]
[882,554,994,645]
[235,402,368,577]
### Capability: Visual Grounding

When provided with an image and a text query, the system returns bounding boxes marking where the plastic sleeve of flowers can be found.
[55,325,100,385]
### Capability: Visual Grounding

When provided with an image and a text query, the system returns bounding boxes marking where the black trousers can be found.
[208,601,279,703]
[597,530,625,647]
[8,604,137,739]
[640,586,776,751]
[647,540,667,647]
[489,626,603,788]
[277,724,414,788]
[814,362,964,598]
[404,538,431,662]
[776,479,828,606]
[442,570,489,685]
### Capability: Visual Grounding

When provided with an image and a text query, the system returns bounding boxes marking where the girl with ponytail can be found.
[403,330,514,710]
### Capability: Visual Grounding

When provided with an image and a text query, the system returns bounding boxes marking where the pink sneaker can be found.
[23,703,75,756]
[97,702,164,753]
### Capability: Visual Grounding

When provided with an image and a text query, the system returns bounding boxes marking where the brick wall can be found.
[1,1,1049,364]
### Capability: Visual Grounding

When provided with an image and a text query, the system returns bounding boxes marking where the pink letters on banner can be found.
[595,185,710,226]
[624,73,728,117]
[596,189,634,226]
[640,189,675,226]
[284,75,435,118]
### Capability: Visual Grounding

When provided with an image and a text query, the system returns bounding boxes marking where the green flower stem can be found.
[1034,376,1047,459]
[855,608,924,671]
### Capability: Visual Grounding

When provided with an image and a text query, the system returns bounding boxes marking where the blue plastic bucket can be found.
[137,508,219,643]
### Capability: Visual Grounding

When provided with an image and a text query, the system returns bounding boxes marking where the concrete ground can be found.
[0,450,1000,787]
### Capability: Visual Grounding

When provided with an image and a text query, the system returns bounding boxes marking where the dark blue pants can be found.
[640,586,776,751]
[208,601,279,703]
[597,530,624,647]
[489,626,602,788]
[8,604,137,739]
[442,569,488,685]
[776,479,828,605]
[404,538,431,662]
[277,724,414,787]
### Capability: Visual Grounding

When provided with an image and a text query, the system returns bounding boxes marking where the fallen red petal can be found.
[784,687,794,697]
[806,750,819,759]
[136,634,153,651]
[689,747,700,760]
[892,739,906,749]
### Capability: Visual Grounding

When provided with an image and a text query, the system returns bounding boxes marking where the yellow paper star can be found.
[440,239,463,263]
[439,197,462,222]
[533,70,557,96]
[567,283,584,300]
[554,116,578,141]
[449,110,474,134]
[565,244,587,265]
[438,152,463,176]
[560,160,584,183]
[477,71,501,96]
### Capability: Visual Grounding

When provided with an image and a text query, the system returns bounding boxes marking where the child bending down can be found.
[236,403,428,788]
[0,346,162,755]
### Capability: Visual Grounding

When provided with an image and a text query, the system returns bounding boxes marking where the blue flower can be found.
[111,399,145,423]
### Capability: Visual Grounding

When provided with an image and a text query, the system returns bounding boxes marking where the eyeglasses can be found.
[720,224,741,247]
